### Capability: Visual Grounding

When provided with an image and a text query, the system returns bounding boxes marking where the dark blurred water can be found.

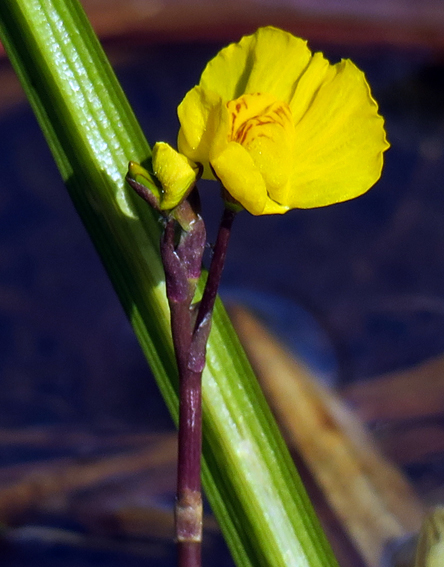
[0,39,444,564]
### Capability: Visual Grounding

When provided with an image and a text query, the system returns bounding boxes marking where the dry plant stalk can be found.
[0,434,176,526]
[230,305,425,567]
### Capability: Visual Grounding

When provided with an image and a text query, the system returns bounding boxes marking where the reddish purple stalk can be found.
[162,206,237,567]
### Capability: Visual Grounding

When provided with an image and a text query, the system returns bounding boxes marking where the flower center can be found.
[227,93,294,148]
[225,93,295,196]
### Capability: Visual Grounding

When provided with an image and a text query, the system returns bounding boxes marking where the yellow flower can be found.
[152,142,198,210]
[177,26,389,215]
[127,143,198,212]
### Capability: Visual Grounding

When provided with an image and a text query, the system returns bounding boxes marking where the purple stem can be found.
[163,206,236,567]
[187,207,237,374]
[194,208,237,334]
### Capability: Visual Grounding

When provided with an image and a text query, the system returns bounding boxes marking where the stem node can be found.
[175,489,203,543]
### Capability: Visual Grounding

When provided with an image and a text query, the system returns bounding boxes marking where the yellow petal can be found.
[280,59,389,208]
[211,142,288,216]
[200,27,312,104]
[288,51,331,124]
[152,142,197,210]
[177,86,226,179]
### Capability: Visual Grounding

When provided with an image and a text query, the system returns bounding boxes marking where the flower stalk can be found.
[160,199,237,567]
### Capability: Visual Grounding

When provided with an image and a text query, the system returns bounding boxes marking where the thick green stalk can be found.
[0,3,339,567]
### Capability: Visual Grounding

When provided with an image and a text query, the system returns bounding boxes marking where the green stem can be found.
[0,3,340,567]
